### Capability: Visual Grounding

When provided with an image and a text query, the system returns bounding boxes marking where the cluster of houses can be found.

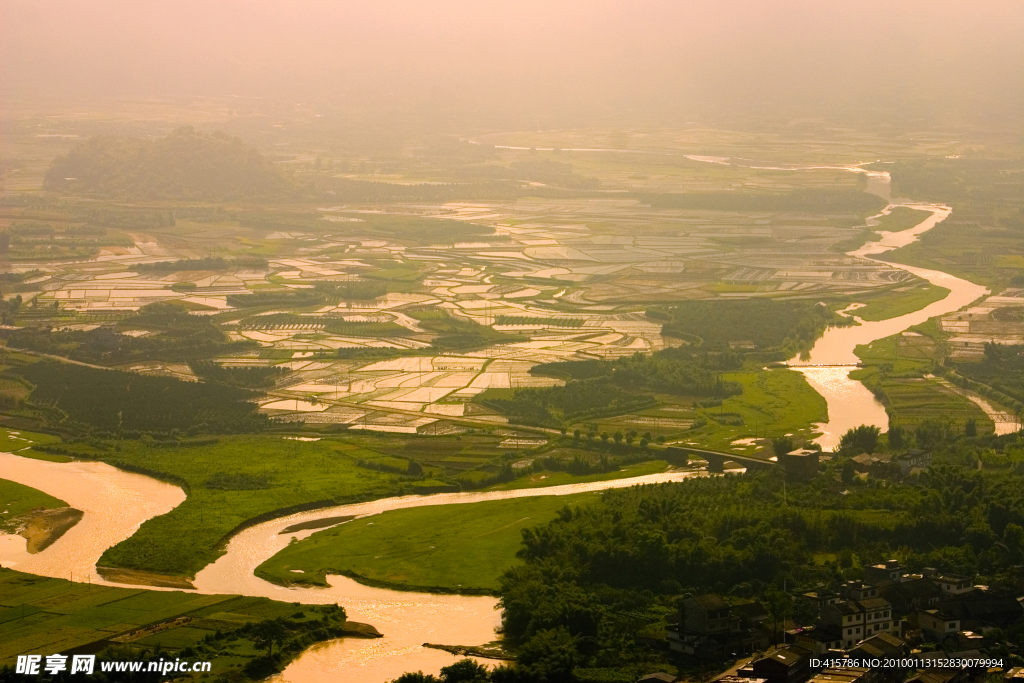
[848,451,933,479]
[643,560,1022,683]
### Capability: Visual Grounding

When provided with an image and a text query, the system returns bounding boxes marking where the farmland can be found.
[0,121,938,441]
[0,567,376,680]
[853,326,1004,438]
[0,119,983,591]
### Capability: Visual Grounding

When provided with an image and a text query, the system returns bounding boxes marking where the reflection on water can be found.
[791,203,989,450]
[1,448,701,683]
[194,471,704,683]
[4,161,994,681]
[0,452,185,582]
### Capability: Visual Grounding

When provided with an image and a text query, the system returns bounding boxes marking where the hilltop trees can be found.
[45,127,294,201]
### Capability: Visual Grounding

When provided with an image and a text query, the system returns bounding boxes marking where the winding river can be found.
[788,190,987,450]
[0,452,184,581]
[0,156,996,681]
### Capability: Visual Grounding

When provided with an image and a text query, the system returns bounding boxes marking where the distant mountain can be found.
[44,127,295,201]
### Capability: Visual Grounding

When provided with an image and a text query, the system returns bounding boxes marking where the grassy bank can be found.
[853,281,950,322]
[852,324,995,431]
[874,206,932,232]
[0,567,377,681]
[685,368,828,451]
[24,430,682,581]
[487,460,672,491]
[42,436,408,579]
[0,427,68,462]
[0,478,69,534]
[256,493,599,593]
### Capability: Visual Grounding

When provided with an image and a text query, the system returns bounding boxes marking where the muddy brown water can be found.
[0,452,185,581]
[790,202,988,450]
[0,161,993,680]
[0,453,702,682]
[193,471,706,682]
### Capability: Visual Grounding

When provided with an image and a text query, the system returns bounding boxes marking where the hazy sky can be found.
[3,1,1023,129]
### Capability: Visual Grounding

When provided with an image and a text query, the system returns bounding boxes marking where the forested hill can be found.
[44,127,295,201]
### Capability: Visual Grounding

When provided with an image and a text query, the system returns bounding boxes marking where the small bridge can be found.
[665,445,777,473]
[786,363,863,369]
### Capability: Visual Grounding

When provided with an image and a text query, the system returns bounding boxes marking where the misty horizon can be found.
[3,0,1024,131]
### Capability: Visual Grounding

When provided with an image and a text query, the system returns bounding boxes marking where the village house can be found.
[848,631,905,660]
[893,449,932,474]
[840,580,879,601]
[850,453,892,478]
[667,594,768,658]
[783,448,819,481]
[881,577,942,613]
[909,609,960,640]
[821,597,894,648]
[739,645,812,683]
[791,624,843,654]
[682,593,737,635]
[863,560,906,585]
[931,574,973,596]
[799,590,841,615]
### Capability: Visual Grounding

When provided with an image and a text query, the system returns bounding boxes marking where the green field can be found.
[0,479,68,533]
[256,493,599,593]
[0,567,372,681]
[852,325,996,431]
[573,367,827,454]
[0,427,68,462]
[874,206,932,232]
[25,428,681,580]
[488,460,672,491]
[43,436,408,579]
[878,212,1024,289]
[686,368,828,450]
[853,281,950,322]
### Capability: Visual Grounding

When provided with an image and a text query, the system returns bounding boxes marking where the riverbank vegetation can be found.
[647,299,845,354]
[0,478,69,535]
[881,156,1024,289]
[0,567,375,682]
[853,327,996,434]
[53,436,406,579]
[874,206,932,232]
[33,432,636,580]
[851,281,950,322]
[405,430,1024,683]
[954,343,1024,409]
[256,493,600,593]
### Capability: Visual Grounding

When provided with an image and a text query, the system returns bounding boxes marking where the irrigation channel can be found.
[0,157,996,682]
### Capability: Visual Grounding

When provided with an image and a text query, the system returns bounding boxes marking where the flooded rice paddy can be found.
[0,155,996,680]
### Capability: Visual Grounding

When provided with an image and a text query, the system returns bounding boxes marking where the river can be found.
[0,157,993,681]
[0,458,702,682]
[789,199,987,450]
[0,452,184,582]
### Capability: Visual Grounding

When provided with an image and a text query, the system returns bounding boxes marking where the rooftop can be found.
[690,593,730,612]
[857,597,891,610]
